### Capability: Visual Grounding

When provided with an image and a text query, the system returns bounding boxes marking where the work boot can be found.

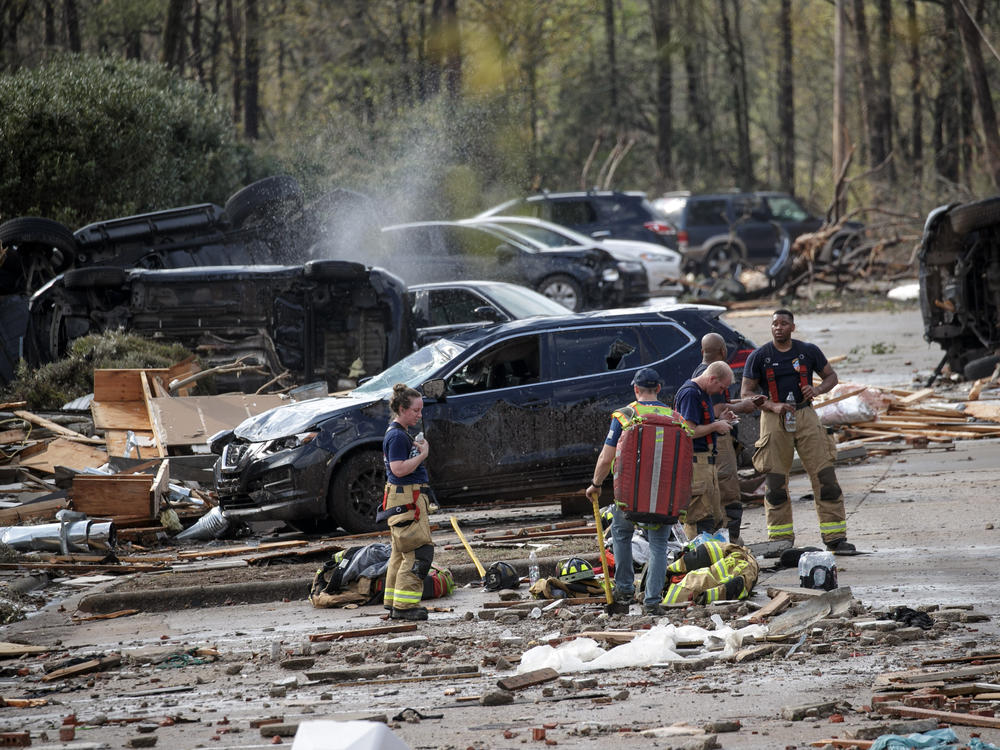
[642,603,667,616]
[391,607,428,621]
[826,539,857,555]
[613,589,634,605]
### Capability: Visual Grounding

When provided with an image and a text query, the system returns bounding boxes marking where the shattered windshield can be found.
[352,338,467,396]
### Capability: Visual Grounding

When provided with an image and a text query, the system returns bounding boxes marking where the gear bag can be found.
[614,413,694,524]
[309,543,391,608]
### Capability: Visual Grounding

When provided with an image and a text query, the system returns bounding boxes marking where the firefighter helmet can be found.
[558,557,595,583]
[483,561,521,591]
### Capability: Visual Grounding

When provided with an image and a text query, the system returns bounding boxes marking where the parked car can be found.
[462,215,685,297]
[918,195,1000,381]
[476,191,677,249]
[409,280,572,346]
[652,190,865,277]
[210,305,756,533]
[380,221,644,312]
[27,261,412,393]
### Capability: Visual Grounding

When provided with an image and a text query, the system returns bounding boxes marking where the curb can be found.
[76,552,604,614]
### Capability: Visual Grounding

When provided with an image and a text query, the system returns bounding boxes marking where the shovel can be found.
[588,490,629,615]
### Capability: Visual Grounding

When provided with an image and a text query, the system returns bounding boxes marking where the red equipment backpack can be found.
[613,413,694,524]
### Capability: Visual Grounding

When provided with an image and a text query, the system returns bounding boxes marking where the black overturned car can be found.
[210,305,756,533]
[919,195,1000,380]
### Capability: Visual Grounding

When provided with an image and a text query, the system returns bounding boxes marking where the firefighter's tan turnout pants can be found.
[752,407,847,546]
[682,453,722,540]
[384,484,434,611]
[715,432,743,541]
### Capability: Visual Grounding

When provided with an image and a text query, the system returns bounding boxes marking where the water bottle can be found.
[783,392,797,433]
[414,431,425,444]
[528,549,540,585]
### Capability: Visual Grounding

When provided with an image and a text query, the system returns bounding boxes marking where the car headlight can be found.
[602,267,621,282]
[264,431,319,454]
[640,250,680,263]
[617,261,644,272]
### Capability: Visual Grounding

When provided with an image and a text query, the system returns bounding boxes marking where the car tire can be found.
[224,175,303,229]
[964,353,1000,381]
[949,196,1000,236]
[818,232,859,264]
[538,273,584,311]
[63,266,128,290]
[329,449,386,533]
[0,217,78,292]
[701,244,741,278]
[303,259,369,281]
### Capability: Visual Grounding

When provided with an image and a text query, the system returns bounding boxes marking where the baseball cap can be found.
[631,368,662,389]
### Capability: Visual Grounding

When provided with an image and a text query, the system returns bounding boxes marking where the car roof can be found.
[442,303,727,345]
[409,280,536,293]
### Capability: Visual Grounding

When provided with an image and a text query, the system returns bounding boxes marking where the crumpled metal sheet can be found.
[0,515,116,554]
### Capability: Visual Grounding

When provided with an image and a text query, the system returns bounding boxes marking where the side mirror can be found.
[422,378,446,400]
[208,429,234,456]
[473,305,503,322]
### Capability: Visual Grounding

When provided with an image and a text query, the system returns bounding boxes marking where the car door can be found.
[412,287,507,346]
[733,195,780,262]
[420,333,553,498]
[539,324,652,487]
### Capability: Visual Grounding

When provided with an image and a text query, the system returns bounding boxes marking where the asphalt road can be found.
[3,305,1000,750]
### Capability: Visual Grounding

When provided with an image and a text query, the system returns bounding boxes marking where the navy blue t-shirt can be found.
[744,340,828,404]
[674,379,715,452]
[383,422,429,484]
[691,362,730,411]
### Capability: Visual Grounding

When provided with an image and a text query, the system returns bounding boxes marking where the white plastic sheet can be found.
[292,720,411,750]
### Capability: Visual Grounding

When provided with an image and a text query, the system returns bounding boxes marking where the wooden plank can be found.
[18,437,107,474]
[41,653,121,682]
[72,609,139,622]
[71,473,160,519]
[0,562,165,573]
[813,387,869,409]
[308,624,418,642]
[873,702,1000,729]
[0,497,68,525]
[93,369,166,403]
[749,591,792,624]
[12,410,102,444]
[923,653,1000,666]
[0,428,28,444]
[897,388,935,406]
[809,740,872,749]
[962,401,1000,424]
[0,401,27,410]
[140,371,166,458]
[0,642,50,658]
[90,400,150,430]
[177,540,308,559]
[497,667,559,692]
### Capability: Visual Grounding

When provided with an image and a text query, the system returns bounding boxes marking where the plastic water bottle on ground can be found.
[528,548,540,585]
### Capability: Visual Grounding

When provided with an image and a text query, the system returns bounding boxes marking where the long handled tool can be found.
[449,516,486,581]
[588,491,629,615]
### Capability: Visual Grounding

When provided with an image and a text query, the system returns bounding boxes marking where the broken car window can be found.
[447,336,541,394]
[551,327,642,377]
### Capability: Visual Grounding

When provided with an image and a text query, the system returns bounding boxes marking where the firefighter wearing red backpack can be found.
[740,310,856,554]
[585,368,691,616]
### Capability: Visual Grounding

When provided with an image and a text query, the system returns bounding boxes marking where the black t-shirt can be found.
[744,339,829,404]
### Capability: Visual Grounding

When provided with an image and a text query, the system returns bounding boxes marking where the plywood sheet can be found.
[103,429,158,460]
[962,401,1000,424]
[90,401,149,431]
[18,438,107,473]
[148,394,286,447]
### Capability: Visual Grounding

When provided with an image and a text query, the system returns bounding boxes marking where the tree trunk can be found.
[953,0,1000,189]
[65,0,81,52]
[225,0,242,125]
[443,0,461,99]
[244,0,260,139]
[851,0,880,168]
[933,0,960,184]
[604,0,619,128]
[833,0,847,219]
[875,0,895,182]
[718,0,753,188]
[43,0,55,48]
[192,0,205,84]
[680,3,715,184]
[777,0,794,193]
[424,0,443,98]
[905,0,922,183]
[650,0,672,187]
[162,0,187,68]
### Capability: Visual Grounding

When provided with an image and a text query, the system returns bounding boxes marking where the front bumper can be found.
[215,440,331,522]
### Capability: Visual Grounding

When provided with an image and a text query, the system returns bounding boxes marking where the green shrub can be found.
[1,330,194,411]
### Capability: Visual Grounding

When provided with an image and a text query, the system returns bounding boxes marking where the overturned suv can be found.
[210,306,755,533]
[919,196,1000,380]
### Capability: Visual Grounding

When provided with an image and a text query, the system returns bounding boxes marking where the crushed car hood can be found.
[234,394,383,441]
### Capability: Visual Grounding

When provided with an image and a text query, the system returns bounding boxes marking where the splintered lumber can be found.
[0,562,164,573]
[961,401,1000,424]
[810,741,872,749]
[497,667,559,691]
[308,624,418,642]
[0,428,28,444]
[923,652,1000,666]
[0,497,68,525]
[873,664,1000,690]
[72,609,139,622]
[0,642,50,658]
[12,410,102,444]
[177,540,308,559]
[41,653,121,682]
[896,388,936,406]
[749,591,792,624]
[873,702,1000,729]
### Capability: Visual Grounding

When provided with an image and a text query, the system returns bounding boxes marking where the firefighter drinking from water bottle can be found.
[674,361,739,540]
[740,310,856,554]
[584,368,690,616]
[380,383,435,621]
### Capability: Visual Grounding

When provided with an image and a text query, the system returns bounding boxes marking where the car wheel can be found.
[63,266,127,290]
[702,244,740,278]
[949,196,1000,236]
[818,232,860,264]
[538,274,583,311]
[224,175,303,229]
[329,450,386,533]
[0,217,78,293]
[964,353,1000,381]
[303,259,369,281]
